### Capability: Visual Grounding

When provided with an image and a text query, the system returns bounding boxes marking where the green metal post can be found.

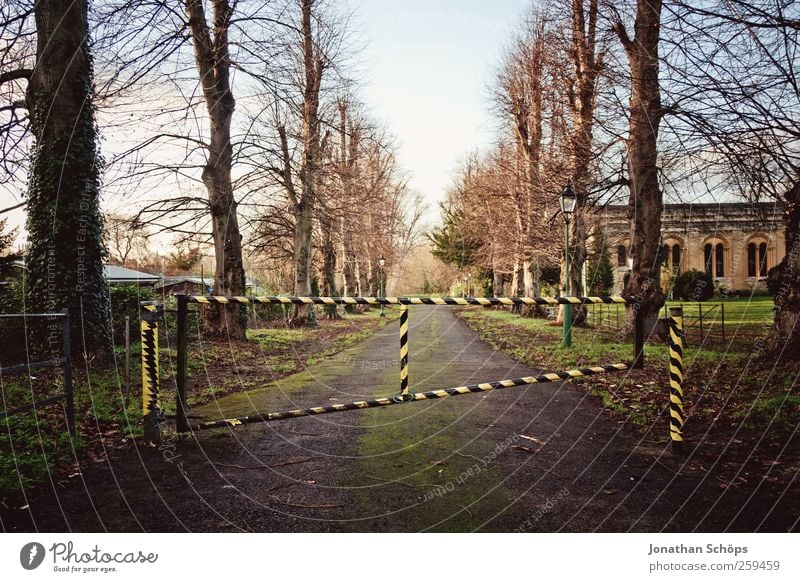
[380,269,385,318]
[562,217,573,347]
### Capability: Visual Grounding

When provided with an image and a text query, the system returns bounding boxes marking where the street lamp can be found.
[467,273,472,298]
[379,255,386,318]
[560,183,577,347]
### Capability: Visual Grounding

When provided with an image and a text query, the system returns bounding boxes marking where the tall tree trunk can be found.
[335,98,358,300]
[512,200,525,307]
[615,0,665,328]
[291,0,323,325]
[505,21,544,309]
[185,0,246,339]
[292,197,314,298]
[494,272,507,298]
[26,0,111,358]
[320,209,339,318]
[366,204,377,295]
[340,214,356,296]
[356,253,369,297]
[559,0,604,326]
[523,259,535,297]
[768,179,800,358]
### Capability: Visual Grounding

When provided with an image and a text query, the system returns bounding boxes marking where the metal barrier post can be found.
[633,303,645,369]
[61,309,75,437]
[176,295,190,433]
[399,306,409,398]
[698,304,704,340]
[124,314,131,407]
[668,307,685,450]
[140,303,162,444]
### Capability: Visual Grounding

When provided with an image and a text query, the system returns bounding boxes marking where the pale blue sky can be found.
[348,0,528,217]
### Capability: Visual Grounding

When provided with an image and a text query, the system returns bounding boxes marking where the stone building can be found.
[598,202,785,294]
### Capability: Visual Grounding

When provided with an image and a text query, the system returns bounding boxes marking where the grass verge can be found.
[456,302,798,442]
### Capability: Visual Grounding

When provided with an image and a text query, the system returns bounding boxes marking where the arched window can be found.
[672,244,682,272]
[664,236,683,274]
[617,245,627,267]
[746,236,772,278]
[703,237,728,278]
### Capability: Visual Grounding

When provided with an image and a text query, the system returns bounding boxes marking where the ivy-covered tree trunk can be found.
[25,0,110,357]
[767,179,800,359]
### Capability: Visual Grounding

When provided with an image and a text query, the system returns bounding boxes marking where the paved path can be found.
[3,307,790,532]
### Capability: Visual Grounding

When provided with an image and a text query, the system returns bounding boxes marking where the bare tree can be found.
[104,213,150,267]
[495,11,549,301]
[253,0,347,324]
[0,1,35,200]
[290,0,326,322]
[663,0,800,357]
[322,96,423,299]
[562,0,605,319]
[184,0,247,338]
[613,0,665,323]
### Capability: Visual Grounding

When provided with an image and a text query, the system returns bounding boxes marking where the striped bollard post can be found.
[140,303,163,444]
[668,307,685,451]
[399,306,410,400]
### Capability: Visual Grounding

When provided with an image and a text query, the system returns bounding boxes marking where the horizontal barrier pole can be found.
[0,392,68,419]
[187,295,633,306]
[0,312,68,319]
[0,358,69,375]
[188,363,631,432]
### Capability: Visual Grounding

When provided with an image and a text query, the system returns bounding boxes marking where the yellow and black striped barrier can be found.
[141,302,163,443]
[668,307,685,450]
[188,363,631,431]
[188,295,633,306]
[399,306,410,399]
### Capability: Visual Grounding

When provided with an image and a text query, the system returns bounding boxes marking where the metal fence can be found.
[584,302,727,343]
[662,303,725,343]
[0,310,75,435]
[585,302,625,330]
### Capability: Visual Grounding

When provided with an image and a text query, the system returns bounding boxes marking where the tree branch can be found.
[0,201,25,215]
[0,69,32,85]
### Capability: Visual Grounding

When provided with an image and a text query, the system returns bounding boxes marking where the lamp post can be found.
[467,273,472,298]
[379,255,386,318]
[560,183,577,347]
